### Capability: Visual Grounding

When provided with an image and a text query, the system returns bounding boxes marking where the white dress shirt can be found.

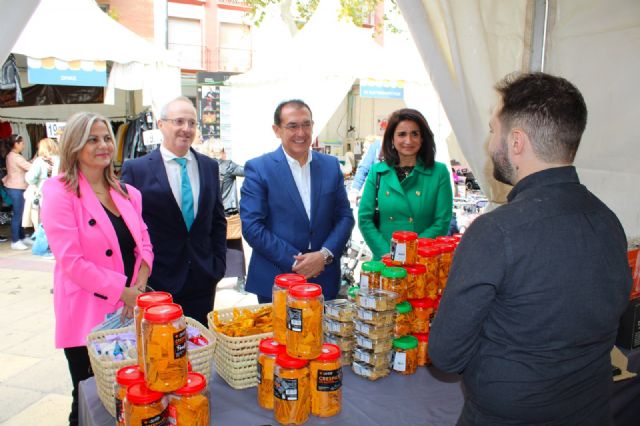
[159,145,200,216]
[283,149,312,220]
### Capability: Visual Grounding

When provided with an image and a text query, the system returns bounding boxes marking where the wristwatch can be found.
[320,247,334,265]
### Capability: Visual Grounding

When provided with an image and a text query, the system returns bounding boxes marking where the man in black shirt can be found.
[430,72,632,425]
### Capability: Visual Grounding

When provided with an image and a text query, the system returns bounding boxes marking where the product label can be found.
[325,305,338,318]
[356,334,373,349]
[355,321,370,334]
[257,360,263,384]
[359,295,375,309]
[326,320,341,333]
[173,328,187,359]
[274,376,299,401]
[393,351,407,372]
[114,397,123,424]
[391,241,407,262]
[167,404,177,425]
[358,309,373,321]
[357,350,371,364]
[352,362,370,377]
[360,274,369,289]
[141,407,168,426]
[287,307,303,332]
[317,368,342,392]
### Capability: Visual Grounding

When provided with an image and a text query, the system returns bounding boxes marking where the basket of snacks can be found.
[87,316,215,417]
[207,303,273,389]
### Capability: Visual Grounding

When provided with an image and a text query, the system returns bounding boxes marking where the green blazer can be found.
[358,160,453,259]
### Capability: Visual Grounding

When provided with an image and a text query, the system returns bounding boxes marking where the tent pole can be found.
[530,0,548,72]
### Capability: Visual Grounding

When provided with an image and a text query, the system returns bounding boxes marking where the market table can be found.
[79,364,465,425]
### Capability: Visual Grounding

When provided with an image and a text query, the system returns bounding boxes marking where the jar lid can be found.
[418,246,442,257]
[173,372,207,395]
[393,335,418,350]
[381,266,407,279]
[361,260,386,273]
[143,303,183,322]
[409,298,435,309]
[289,283,322,298]
[403,264,426,275]
[392,231,418,242]
[347,285,360,298]
[418,238,436,247]
[413,332,429,342]
[395,301,412,314]
[436,243,456,253]
[136,291,173,308]
[380,254,395,266]
[126,382,165,405]
[435,236,457,244]
[274,273,306,288]
[434,296,442,309]
[115,365,144,386]
[452,233,463,242]
[316,343,341,361]
[259,338,283,355]
[277,352,309,369]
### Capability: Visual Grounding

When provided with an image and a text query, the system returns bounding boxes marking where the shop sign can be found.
[359,78,405,99]
[27,57,107,87]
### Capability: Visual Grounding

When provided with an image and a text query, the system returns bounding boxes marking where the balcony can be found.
[218,47,252,73]
[168,42,211,70]
[217,0,250,10]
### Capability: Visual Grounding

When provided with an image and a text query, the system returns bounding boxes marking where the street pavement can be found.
[0,225,256,425]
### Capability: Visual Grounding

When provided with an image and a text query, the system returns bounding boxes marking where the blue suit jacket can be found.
[240,146,355,299]
[121,148,227,296]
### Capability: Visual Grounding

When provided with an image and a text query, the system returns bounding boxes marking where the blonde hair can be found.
[59,112,126,198]
[37,138,59,157]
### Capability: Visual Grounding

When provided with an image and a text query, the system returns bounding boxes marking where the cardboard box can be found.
[616,298,640,350]
[628,247,640,300]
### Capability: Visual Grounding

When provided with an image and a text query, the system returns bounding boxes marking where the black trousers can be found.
[64,346,93,426]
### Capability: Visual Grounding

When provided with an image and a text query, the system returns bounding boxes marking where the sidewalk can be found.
[0,226,256,425]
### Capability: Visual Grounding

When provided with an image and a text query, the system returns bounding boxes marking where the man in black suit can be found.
[121,96,226,325]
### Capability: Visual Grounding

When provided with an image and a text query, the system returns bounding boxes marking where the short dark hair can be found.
[382,108,435,167]
[273,99,313,126]
[495,72,587,163]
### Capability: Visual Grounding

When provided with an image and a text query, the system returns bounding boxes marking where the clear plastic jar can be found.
[392,335,418,375]
[354,320,394,339]
[115,365,145,426]
[324,299,355,322]
[135,292,173,370]
[323,318,354,337]
[310,343,342,417]
[436,243,456,294]
[286,284,324,359]
[274,352,310,425]
[323,333,355,354]
[390,231,418,265]
[410,298,435,334]
[124,382,168,426]
[167,372,209,426]
[346,285,360,303]
[355,288,399,312]
[417,246,441,299]
[403,264,427,299]
[355,306,395,326]
[142,303,189,392]
[257,338,284,410]
[359,260,385,290]
[352,360,390,381]
[355,333,394,354]
[394,301,413,337]
[353,347,393,369]
[413,333,431,366]
[381,267,408,303]
[273,274,306,345]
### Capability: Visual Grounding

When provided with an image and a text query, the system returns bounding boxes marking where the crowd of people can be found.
[2,71,633,426]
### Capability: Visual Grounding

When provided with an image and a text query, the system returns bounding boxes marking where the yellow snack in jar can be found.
[310,344,342,417]
[381,267,408,303]
[114,365,144,426]
[391,231,418,265]
[274,353,310,425]
[359,261,385,290]
[414,333,431,366]
[168,372,209,426]
[272,274,306,344]
[135,292,173,370]
[410,298,435,334]
[286,284,324,359]
[124,382,167,426]
[257,338,283,410]
[142,303,188,392]
[404,264,427,299]
[392,335,419,375]
[417,246,441,299]
[436,243,456,294]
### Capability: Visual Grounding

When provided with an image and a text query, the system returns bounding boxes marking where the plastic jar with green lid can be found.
[359,260,385,290]
[381,267,408,303]
[347,285,360,302]
[394,301,413,337]
[392,335,419,375]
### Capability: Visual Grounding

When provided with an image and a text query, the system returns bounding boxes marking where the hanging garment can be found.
[0,54,23,102]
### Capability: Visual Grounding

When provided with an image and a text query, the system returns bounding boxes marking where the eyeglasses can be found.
[282,121,313,131]
[163,118,197,128]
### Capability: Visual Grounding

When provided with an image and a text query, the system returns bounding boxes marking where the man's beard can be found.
[491,137,515,186]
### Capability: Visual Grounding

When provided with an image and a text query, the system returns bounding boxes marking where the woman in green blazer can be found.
[358,108,453,259]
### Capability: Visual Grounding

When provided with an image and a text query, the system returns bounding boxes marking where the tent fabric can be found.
[0,0,40,66]
[397,0,640,237]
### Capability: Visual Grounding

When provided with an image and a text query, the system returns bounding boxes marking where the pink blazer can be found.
[41,173,154,348]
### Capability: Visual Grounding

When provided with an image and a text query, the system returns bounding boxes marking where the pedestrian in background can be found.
[2,134,32,250]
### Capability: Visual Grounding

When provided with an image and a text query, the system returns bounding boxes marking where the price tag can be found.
[45,122,66,138]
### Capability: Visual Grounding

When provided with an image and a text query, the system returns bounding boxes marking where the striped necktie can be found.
[173,157,194,230]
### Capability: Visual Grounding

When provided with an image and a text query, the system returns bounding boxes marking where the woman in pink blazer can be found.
[41,112,153,426]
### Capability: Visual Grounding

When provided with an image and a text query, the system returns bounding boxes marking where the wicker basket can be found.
[207,303,273,389]
[86,316,215,417]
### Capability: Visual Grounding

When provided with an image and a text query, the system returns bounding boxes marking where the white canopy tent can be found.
[396,0,640,238]
[2,0,180,115]
[226,0,452,168]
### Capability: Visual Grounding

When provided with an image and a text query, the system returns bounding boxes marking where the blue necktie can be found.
[173,157,194,230]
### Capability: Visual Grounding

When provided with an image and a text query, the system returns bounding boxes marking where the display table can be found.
[79,365,464,425]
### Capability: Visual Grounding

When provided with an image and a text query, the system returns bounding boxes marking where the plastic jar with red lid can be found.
[436,243,457,294]
[409,298,435,334]
[310,343,342,417]
[124,382,167,426]
[273,274,306,344]
[257,338,284,409]
[135,292,173,369]
[403,263,427,299]
[413,333,431,366]
[286,284,324,359]
[417,245,441,299]
[115,365,145,426]
[391,231,418,265]
[168,372,209,425]
[274,352,310,425]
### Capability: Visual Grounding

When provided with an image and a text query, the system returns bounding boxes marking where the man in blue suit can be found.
[240,99,355,303]
[121,96,226,325]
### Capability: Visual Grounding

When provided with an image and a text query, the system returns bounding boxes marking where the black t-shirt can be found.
[102,205,135,286]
